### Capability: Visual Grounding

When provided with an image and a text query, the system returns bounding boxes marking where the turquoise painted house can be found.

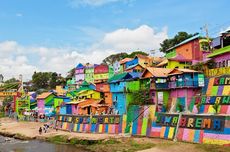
[108,72,140,115]
[59,97,71,115]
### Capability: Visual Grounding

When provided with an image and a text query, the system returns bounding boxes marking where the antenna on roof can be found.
[200,24,209,41]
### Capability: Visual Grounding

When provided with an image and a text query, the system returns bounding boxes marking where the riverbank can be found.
[0,118,229,152]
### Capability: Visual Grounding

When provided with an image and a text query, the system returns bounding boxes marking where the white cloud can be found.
[100,25,168,54]
[0,25,168,80]
[69,0,131,7]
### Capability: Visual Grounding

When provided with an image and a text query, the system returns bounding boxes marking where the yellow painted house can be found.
[156,57,190,69]
[77,89,101,100]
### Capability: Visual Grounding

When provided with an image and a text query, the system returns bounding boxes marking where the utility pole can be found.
[201,24,209,41]
[19,74,23,91]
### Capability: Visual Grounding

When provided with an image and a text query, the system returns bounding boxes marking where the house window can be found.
[223,61,225,67]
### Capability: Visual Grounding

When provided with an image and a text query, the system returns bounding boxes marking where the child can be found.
[39,127,42,135]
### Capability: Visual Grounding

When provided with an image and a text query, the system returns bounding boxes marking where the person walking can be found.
[39,127,42,135]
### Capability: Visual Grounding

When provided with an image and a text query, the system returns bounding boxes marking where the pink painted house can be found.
[37,92,55,115]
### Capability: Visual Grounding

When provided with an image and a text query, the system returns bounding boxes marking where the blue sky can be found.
[0,0,229,80]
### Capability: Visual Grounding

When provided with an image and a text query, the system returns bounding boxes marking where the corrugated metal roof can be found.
[156,59,168,67]
[37,92,53,99]
[120,58,133,64]
[168,68,199,75]
[143,67,173,77]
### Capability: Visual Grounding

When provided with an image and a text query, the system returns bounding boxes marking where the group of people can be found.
[39,124,50,135]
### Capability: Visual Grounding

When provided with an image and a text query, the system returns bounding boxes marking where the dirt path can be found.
[0,118,122,140]
[1,118,228,152]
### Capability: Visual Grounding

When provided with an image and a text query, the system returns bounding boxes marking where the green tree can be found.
[102,52,128,65]
[50,73,66,88]
[66,68,75,79]
[1,96,13,114]
[49,72,58,89]
[32,71,52,90]
[160,32,198,53]
[102,50,149,65]
[4,78,19,84]
[127,51,149,58]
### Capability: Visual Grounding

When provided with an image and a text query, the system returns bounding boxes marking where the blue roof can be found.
[54,96,70,99]
[76,63,84,69]
[129,72,141,79]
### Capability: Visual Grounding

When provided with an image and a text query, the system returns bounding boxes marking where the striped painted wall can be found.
[56,107,230,145]
[56,114,127,134]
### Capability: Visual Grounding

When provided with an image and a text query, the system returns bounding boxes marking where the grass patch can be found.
[47,135,69,144]
[69,138,102,145]
[195,144,230,152]
[14,133,32,140]
[85,138,155,152]
[0,112,5,118]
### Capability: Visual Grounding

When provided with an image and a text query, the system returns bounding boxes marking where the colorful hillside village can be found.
[3,31,230,145]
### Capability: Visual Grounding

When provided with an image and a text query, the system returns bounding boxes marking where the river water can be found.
[0,135,89,152]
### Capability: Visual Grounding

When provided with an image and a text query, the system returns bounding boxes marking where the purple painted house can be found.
[37,92,55,116]
[75,63,85,88]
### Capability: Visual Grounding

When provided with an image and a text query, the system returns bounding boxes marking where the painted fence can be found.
[151,113,230,145]
[56,107,230,145]
[189,75,230,114]
[56,114,127,134]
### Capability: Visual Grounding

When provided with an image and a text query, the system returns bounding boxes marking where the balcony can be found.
[155,83,169,90]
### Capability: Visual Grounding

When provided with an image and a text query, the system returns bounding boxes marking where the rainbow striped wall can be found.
[148,113,178,140]
[56,106,230,145]
[56,114,127,134]
[153,113,230,145]
[126,105,156,136]
[189,75,230,114]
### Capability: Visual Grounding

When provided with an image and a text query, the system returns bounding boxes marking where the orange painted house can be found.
[165,35,210,63]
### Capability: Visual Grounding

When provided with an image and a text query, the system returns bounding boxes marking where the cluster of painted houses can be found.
[17,30,230,117]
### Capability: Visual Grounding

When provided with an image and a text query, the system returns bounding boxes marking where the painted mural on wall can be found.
[205,67,230,77]
[16,91,30,116]
[152,113,230,145]
[56,111,230,145]
[189,75,230,114]
[56,114,126,134]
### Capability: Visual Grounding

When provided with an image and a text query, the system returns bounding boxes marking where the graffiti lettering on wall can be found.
[58,115,120,124]
[156,113,225,131]
[180,115,225,131]
[156,113,179,127]
[197,96,230,105]
[213,76,230,86]
[205,67,230,77]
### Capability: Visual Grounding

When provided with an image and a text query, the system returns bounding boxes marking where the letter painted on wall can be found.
[156,113,225,131]
[197,96,230,105]
[213,76,230,86]
[61,115,121,124]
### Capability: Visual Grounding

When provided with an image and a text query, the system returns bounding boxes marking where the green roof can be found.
[208,45,230,58]
[76,87,93,93]
[108,73,129,83]
[81,81,89,86]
